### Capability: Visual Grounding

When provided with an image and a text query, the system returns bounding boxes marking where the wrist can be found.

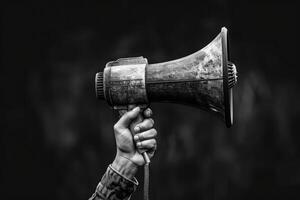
[112,152,138,179]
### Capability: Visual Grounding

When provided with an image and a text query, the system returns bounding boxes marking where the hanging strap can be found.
[143,162,150,200]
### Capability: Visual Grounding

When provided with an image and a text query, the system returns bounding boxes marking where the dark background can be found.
[2,1,300,200]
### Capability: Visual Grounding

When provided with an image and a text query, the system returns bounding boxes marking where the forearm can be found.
[89,156,139,200]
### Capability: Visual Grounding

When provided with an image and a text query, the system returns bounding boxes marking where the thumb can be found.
[115,107,140,129]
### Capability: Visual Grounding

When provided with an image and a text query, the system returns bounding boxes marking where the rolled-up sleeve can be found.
[89,165,138,200]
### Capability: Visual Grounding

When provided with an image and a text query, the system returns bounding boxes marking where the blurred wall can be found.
[2,1,300,200]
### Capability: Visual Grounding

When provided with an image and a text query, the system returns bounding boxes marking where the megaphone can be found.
[95,27,237,127]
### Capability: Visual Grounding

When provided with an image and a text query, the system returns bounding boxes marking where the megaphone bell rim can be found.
[221,27,234,127]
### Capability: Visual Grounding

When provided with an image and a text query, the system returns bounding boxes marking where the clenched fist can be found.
[112,106,157,179]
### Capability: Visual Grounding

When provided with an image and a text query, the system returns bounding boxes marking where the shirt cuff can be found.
[109,164,139,186]
[94,166,138,200]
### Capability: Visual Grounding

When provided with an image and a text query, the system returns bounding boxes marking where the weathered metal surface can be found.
[104,57,149,109]
[146,33,225,117]
[96,27,237,126]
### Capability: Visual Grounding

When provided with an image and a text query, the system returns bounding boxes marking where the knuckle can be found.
[137,133,143,140]
[144,108,150,114]
[150,139,156,147]
[113,123,119,131]
[139,141,144,148]
[153,139,157,145]
[134,125,140,132]
[152,142,157,149]
[147,108,153,116]
[153,142,157,150]
[113,124,122,135]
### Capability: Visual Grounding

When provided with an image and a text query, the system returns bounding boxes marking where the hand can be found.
[112,107,157,178]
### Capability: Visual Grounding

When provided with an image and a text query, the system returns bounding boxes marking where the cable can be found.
[142,152,150,200]
[144,162,150,200]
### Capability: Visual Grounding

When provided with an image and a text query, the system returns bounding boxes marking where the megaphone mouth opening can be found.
[221,27,234,128]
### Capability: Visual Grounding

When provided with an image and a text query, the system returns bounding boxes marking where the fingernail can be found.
[134,126,140,132]
[134,135,139,141]
[134,107,140,112]
[136,142,141,147]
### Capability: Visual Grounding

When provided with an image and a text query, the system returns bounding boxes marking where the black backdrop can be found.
[2,1,300,200]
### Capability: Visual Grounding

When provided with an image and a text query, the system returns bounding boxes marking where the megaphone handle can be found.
[119,106,150,200]
[129,112,150,200]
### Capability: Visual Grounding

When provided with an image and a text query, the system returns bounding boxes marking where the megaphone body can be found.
[96,27,237,127]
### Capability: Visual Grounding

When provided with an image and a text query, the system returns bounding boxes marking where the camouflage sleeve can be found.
[89,165,138,200]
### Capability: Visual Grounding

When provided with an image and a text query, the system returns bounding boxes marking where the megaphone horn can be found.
[95,27,237,127]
